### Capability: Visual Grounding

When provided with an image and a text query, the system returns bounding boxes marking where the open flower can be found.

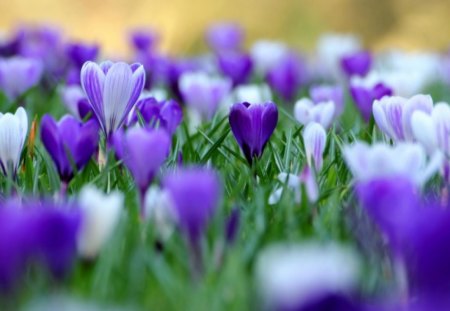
[229,102,278,164]
[294,98,335,129]
[0,107,28,177]
[77,185,123,259]
[40,114,99,183]
[80,61,145,138]
[0,56,43,101]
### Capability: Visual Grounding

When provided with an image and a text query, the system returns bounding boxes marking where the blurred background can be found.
[0,0,449,55]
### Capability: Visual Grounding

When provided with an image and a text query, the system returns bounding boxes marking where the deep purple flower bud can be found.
[266,51,307,102]
[40,114,99,183]
[163,167,222,243]
[225,208,240,245]
[127,97,183,135]
[205,22,243,52]
[0,56,43,101]
[229,102,278,164]
[350,75,393,122]
[65,42,99,69]
[80,61,146,138]
[341,50,372,77]
[217,51,253,86]
[310,84,344,117]
[113,128,171,198]
[129,28,158,52]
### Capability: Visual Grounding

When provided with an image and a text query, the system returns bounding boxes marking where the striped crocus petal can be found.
[402,94,433,141]
[373,96,406,141]
[432,102,450,156]
[80,61,106,131]
[302,122,326,171]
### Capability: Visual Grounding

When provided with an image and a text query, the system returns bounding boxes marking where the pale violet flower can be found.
[373,94,433,141]
[343,141,442,186]
[77,185,124,259]
[233,83,272,104]
[250,40,288,76]
[294,98,335,129]
[144,185,175,241]
[0,107,28,177]
[255,242,360,310]
[303,122,327,171]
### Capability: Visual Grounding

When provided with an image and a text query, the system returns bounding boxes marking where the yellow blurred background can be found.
[0,0,449,55]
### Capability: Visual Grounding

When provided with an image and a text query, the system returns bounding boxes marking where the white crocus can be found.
[233,83,272,104]
[144,185,175,241]
[303,122,327,171]
[77,185,124,259]
[343,141,443,187]
[255,242,360,310]
[294,98,335,129]
[0,107,28,176]
[250,40,289,76]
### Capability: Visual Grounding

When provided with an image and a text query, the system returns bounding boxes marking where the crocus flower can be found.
[310,84,344,117]
[233,83,272,104]
[250,40,288,76]
[0,56,43,101]
[40,114,99,183]
[341,50,372,77]
[65,42,99,69]
[80,61,146,138]
[163,167,221,244]
[343,141,442,187]
[294,98,335,129]
[59,85,92,120]
[179,71,232,120]
[216,51,253,86]
[77,185,123,259]
[303,122,327,171]
[373,94,433,141]
[129,28,158,52]
[266,51,307,102]
[144,185,175,241]
[0,107,28,177]
[229,102,278,164]
[255,242,360,311]
[112,127,171,211]
[205,22,243,52]
[349,72,393,122]
[127,96,182,135]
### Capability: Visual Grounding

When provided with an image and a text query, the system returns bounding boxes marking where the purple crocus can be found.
[163,167,222,243]
[341,51,372,77]
[80,61,145,138]
[310,84,344,117]
[127,96,183,135]
[205,22,243,52]
[40,114,99,184]
[216,51,253,86]
[0,56,43,101]
[129,28,158,52]
[266,51,307,102]
[65,42,99,69]
[112,127,171,212]
[229,102,278,164]
[60,85,93,120]
[350,73,393,122]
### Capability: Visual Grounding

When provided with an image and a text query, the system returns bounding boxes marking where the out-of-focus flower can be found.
[163,167,222,244]
[250,40,288,76]
[40,114,99,183]
[65,42,99,70]
[255,242,360,311]
[341,50,372,77]
[294,98,335,129]
[0,56,43,101]
[129,28,158,52]
[216,51,253,86]
[179,71,232,120]
[343,141,442,187]
[349,72,393,122]
[411,102,450,155]
[266,51,307,102]
[229,102,278,164]
[127,96,182,135]
[144,185,175,241]
[373,94,433,141]
[0,107,28,177]
[59,85,92,120]
[205,22,243,52]
[77,185,123,259]
[80,61,145,138]
[316,33,361,80]
[310,84,344,117]
[303,122,327,171]
[233,83,272,104]
[0,30,23,57]
[113,127,171,210]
